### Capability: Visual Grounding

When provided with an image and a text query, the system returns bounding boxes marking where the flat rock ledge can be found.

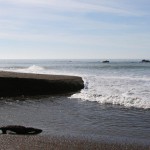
[0,71,84,97]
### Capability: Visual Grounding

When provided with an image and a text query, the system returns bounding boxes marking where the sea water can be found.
[0,59,149,144]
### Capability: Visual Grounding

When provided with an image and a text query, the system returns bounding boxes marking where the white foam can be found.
[70,75,150,109]
[2,65,57,76]
[16,65,45,73]
[0,65,46,74]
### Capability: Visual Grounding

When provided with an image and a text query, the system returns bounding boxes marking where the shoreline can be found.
[0,135,149,150]
[0,71,84,97]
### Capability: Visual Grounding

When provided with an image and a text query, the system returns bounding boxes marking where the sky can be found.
[0,0,150,59]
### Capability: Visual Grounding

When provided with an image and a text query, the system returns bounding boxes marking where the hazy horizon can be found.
[0,58,148,61]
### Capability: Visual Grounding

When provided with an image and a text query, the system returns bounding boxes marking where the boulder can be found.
[0,125,42,135]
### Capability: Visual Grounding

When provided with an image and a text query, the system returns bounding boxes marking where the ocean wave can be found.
[17,65,45,73]
[94,75,150,82]
[0,65,46,74]
[70,76,150,109]
[71,92,150,109]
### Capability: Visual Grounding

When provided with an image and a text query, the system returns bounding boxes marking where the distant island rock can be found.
[102,60,110,63]
[141,59,150,63]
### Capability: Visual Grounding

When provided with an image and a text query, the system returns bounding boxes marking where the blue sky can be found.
[0,0,150,59]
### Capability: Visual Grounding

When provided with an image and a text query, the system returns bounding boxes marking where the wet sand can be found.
[0,135,149,150]
[0,71,84,97]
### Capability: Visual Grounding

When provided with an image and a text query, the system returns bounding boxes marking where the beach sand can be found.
[0,135,149,150]
[0,71,84,97]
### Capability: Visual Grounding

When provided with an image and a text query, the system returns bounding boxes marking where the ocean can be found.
[0,59,149,145]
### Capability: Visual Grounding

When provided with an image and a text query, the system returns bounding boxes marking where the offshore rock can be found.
[141,59,150,63]
[102,60,110,63]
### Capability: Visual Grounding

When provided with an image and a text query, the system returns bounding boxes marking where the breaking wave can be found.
[16,65,45,73]
[71,76,150,109]
[0,65,47,74]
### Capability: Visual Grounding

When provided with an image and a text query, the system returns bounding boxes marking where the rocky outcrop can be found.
[0,125,42,135]
[0,71,84,97]
[141,59,150,63]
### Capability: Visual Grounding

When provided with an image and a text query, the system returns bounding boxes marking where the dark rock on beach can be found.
[0,125,42,135]
[141,59,150,63]
[0,71,84,97]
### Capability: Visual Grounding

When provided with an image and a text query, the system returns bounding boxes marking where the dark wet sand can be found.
[0,135,149,150]
[0,71,84,97]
